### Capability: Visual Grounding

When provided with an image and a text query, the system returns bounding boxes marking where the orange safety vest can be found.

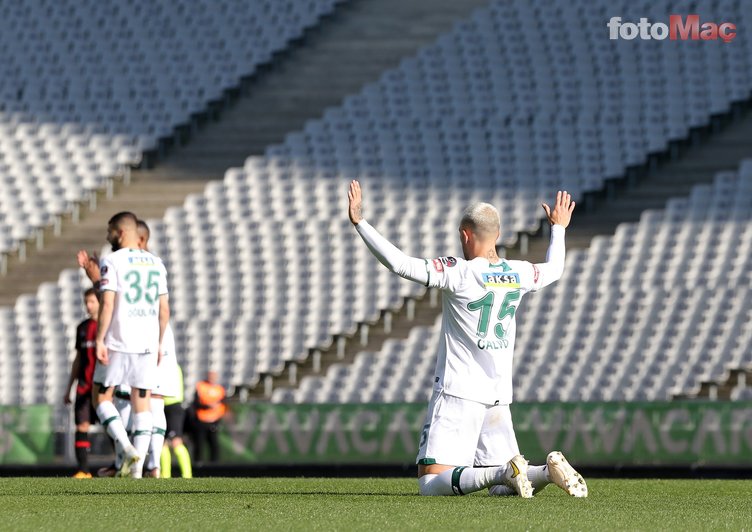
[195,381,226,423]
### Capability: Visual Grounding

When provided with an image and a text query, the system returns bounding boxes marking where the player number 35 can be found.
[123,270,160,304]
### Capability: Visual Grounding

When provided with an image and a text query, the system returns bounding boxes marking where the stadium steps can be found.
[0,0,492,305]
[508,100,752,254]
[0,178,208,306]
[249,97,752,400]
[169,0,494,165]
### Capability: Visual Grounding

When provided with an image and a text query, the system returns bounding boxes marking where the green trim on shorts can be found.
[153,427,167,436]
[417,458,436,465]
[114,390,131,400]
[102,416,117,427]
[134,430,152,436]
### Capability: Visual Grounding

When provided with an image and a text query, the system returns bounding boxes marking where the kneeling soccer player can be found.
[348,181,587,497]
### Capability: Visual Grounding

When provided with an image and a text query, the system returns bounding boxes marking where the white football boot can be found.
[119,446,140,478]
[546,451,588,497]
[502,454,533,498]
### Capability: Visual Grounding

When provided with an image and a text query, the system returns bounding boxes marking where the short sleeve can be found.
[99,256,117,292]
[426,256,467,292]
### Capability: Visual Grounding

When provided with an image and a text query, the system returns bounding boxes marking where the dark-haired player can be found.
[64,288,100,478]
[91,211,170,478]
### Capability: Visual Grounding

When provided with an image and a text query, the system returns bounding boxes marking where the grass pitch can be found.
[0,477,750,531]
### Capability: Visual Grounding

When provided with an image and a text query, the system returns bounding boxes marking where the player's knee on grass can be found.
[417,470,462,496]
[418,474,446,496]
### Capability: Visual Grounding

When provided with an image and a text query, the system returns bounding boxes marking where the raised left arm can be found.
[349,180,430,285]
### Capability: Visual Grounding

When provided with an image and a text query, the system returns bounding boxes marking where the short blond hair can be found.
[460,202,500,239]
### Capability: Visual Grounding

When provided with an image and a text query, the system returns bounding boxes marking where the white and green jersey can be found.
[355,220,566,407]
[426,255,545,405]
[100,248,168,354]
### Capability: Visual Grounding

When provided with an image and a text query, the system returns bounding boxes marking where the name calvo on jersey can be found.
[477,337,509,350]
[128,307,158,318]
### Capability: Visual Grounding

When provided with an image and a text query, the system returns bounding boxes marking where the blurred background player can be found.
[161,363,193,478]
[136,219,176,478]
[79,218,178,478]
[348,180,587,498]
[91,211,170,478]
[63,288,100,479]
[192,369,226,465]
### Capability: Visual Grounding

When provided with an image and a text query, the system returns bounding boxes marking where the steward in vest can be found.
[192,370,226,463]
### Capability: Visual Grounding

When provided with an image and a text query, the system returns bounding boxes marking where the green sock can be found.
[174,443,192,478]
[160,445,172,478]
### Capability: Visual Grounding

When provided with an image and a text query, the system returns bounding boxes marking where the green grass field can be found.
[1,477,750,531]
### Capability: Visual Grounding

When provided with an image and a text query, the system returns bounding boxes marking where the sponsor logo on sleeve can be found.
[532,264,540,284]
[482,272,520,288]
[100,265,108,275]
[432,257,457,273]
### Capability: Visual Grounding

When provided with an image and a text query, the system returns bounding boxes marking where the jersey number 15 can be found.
[467,290,520,339]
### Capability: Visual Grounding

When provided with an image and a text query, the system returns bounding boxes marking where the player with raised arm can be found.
[348,180,587,498]
[91,212,170,478]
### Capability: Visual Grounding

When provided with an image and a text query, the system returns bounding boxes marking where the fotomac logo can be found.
[608,15,737,43]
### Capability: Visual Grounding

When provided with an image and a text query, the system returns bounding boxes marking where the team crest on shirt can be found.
[432,257,457,272]
[482,272,520,288]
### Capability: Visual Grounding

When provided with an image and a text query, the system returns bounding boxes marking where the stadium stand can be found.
[0,0,343,274]
[147,0,751,395]
[273,165,752,403]
[1,0,751,406]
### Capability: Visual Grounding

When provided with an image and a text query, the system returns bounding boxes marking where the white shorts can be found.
[92,349,158,391]
[416,390,520,467]
[152,353,180,397]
